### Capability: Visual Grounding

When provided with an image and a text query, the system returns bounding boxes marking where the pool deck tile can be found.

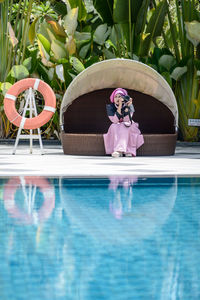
[0,143,200,177]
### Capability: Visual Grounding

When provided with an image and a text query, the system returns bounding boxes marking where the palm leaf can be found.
[93,0,114,25]
[140,0,168,56]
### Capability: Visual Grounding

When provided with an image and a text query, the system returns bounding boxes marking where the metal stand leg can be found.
[20,176,38,225]
[12,88,44,155]
[31,92,44,155]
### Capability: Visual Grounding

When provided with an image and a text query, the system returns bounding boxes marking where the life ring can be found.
[3,177,55,225]
[4,78,56,130]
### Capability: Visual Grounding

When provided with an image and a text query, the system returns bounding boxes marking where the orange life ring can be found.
[3,177,55,225]
[4,78,56,130]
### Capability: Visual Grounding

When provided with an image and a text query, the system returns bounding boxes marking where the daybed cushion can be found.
[61,132,177,156]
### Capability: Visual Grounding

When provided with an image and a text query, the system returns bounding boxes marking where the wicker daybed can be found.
[60,59,178,156]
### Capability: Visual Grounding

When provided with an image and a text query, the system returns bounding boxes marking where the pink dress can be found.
[103,104,144,156]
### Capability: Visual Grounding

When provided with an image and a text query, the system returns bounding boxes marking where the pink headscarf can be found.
[110,88,128,103]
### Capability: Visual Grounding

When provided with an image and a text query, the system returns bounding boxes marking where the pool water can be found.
[0,176,200,300]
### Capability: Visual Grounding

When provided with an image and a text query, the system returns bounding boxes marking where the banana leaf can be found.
[113,0,144,24]
[165,0,200,141]
[93,0,114,25]
[140,0,168,56]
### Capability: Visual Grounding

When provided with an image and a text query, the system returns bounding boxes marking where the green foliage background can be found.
[0,0,200,141]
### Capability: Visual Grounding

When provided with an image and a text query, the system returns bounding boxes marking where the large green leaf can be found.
[70,57,85,73]
[113,0,144,24]
[45,16,67,37]
[74,31,91,49]
[39,22,54,43]
[63,7,78,36]
[37,33,51,54]
[28,17,39,45]
[93,0,114,25]
[109,24,122,46]
[135,0,150,35]
[22,57,32,72]
[51,40,68,60]
[66,36,76,55]
[181,0,193,22]
[146,1,167,37]
[38,39,50,61]
[11,65,29,80]
[140,0,168,56]
[37,63,51,84]
[113,0,129,23]
[67,0,87,22]
[79,43,90,59]
[74,31,91,42]
[120,23,131,51]
[51,1,68,17]
[130,0,144,23]
[93,24,110,45]
[0,82,12,96]
[46,28,57,43]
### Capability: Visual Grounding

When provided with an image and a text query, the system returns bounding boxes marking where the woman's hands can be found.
[123,98,133,113]
[126,98,133,106]
[116,97,123,114]
[115,95,133,115]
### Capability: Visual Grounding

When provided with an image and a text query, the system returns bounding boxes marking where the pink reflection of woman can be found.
[103,88,144,157]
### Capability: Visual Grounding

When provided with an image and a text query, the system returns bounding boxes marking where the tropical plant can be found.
[0,0,35,138]
[137,0,200,141]
[92,0,169,60]
[162,0,200,141]
[0,0,102,139]
[29,0,107,85]
[1,0,199,141]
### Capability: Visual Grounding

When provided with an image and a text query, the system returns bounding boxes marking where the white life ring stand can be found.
[3,177,55,225]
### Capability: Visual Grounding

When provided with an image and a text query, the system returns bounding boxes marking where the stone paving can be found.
[0,142,200,177]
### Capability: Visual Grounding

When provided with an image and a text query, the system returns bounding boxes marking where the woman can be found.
[103,88,144,157]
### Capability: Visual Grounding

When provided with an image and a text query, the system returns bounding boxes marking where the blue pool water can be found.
[0,176,200,300]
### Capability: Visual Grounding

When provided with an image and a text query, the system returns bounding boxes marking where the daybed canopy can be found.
[60,59,178,126]
[60,59,178,156]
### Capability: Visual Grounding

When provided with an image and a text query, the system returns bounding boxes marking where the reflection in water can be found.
[62,177,177,244]
[0,177,200,299]
[61,177,179,299]
[108,176,138,219]
[3,176,55,225]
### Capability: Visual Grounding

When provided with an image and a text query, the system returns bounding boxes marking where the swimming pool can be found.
[0,176,200,299]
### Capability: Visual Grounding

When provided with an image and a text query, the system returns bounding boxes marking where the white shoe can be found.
[112,151,122,158]
[125,153,132,157]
